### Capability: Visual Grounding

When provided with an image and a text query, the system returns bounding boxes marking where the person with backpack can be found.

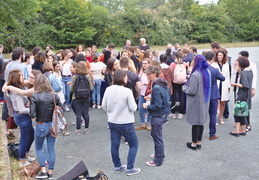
[169,51,188,119]
[70,61,93,135]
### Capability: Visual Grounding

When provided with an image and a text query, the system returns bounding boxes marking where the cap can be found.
[145,65,161,74]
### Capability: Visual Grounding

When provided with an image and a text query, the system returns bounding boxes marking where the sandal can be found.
[246,125,252,132]
[6,131,15,138]
[219,120,225,125]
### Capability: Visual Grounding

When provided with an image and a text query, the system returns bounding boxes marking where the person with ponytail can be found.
[182,55,211,150]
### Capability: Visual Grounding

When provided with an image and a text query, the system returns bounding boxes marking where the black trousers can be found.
[234,115,247,125]
[192,125,204,143]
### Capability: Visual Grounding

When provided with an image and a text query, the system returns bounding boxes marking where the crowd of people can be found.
[0,39,257,178]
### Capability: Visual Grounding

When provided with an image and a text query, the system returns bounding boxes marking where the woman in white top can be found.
[102,69,141,176]
[90,54,106,109]
[59,50,73,111]
[211,50,230,125]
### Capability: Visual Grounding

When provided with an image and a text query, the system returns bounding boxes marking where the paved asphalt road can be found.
[52,47,259,180]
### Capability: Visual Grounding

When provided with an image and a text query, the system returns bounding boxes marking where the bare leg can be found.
[218,101,226,124]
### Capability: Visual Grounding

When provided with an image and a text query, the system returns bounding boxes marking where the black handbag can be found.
[7,142,19,160]
[2,101,8,121]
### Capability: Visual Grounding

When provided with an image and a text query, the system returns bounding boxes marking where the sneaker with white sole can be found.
[168,113,176,119]
[92,104,97,108]
[97,105,102,109]
[65,105,70,112]
[115,165,127,173]
[84,128,89,134]
[178,113,183,119]
[151,154,165,161]
[26,156,36,162]
[36,171,48,179]
[72,121,76,125]
[146,160,157,167]
[126,168,141,176]
[48,173,53,180]
[75,130,81,135]
[19,161,31,167]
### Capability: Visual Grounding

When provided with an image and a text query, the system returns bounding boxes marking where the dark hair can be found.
[31,46,41,56]
[75,61,88,75]
[70,48,77,59]
[113,69,127,85]
[11,47,25,61]
[7,69,23,89]
[75,44,84,52]
[108,43,115,49]
[165,48,172,57]
[205,51,215,61]
[61,50,70,60]
[211,41,220,49]
[42,62,54,72]
[46,45,53,50]
[239,51,249,58]
[237,56,250,69]
[52,60,60,69]
[190,46,197,53]
[126,46,134,53]
[24,52,32,63]
[75,54,86,63]
[215,50,228,64]
[106,57,117,73]
[34,52,46,63]
[160,54,167,64]
[119,57,129,69]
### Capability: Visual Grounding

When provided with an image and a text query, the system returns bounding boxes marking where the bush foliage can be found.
[0,0,258,52]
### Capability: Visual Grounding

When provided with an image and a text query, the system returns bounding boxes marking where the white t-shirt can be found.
[90,62,106,80]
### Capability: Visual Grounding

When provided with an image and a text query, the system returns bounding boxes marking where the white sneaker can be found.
[26,156,36,162]
[97,105,102,109]
[19,161,31,167]
[72,121,76,125]
[92,104,97,108]
[178,113,183,119]
[168,113,176,119]
[65,105,70,112]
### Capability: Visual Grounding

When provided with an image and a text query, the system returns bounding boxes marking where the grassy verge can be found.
[3,41,259,59]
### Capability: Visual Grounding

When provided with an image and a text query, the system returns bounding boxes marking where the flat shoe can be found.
[229,132,239,137]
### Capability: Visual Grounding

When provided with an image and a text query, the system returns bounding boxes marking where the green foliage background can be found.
[0,0,258,52]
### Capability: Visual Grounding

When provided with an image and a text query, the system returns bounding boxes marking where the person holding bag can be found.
[230,56,253,137]
[30,74,63,179]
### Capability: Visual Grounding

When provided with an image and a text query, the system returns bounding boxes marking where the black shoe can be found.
[196,144,202,150]
[186,142,197,150]
[239,132,246,136]
[229,132,239,137]
[48,173,53,180]
[36,171,48,179]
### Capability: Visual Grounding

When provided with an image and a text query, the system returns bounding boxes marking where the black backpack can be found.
[74,74,90,99]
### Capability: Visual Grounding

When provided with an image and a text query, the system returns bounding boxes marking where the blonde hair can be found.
[34,74,53,93]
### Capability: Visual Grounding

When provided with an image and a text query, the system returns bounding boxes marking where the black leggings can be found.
[192,125,204,143]
[234,115,247,125]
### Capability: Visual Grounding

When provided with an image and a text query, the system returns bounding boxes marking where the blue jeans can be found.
[108,122,138,170]
[14,112,34,160]
[138,95,151,124]
[151,117,165,166]
[92,79,102,105]
[209,99,218,137]
[62,76,71,105]
[35,122,56,170]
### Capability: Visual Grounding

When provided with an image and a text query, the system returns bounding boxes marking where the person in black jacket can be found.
[104,57,119,87]
[30,74,62,179]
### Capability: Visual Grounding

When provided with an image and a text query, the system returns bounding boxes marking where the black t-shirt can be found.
[139,45,150,51]
[104,51,111,64]
[125,71,140,99]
